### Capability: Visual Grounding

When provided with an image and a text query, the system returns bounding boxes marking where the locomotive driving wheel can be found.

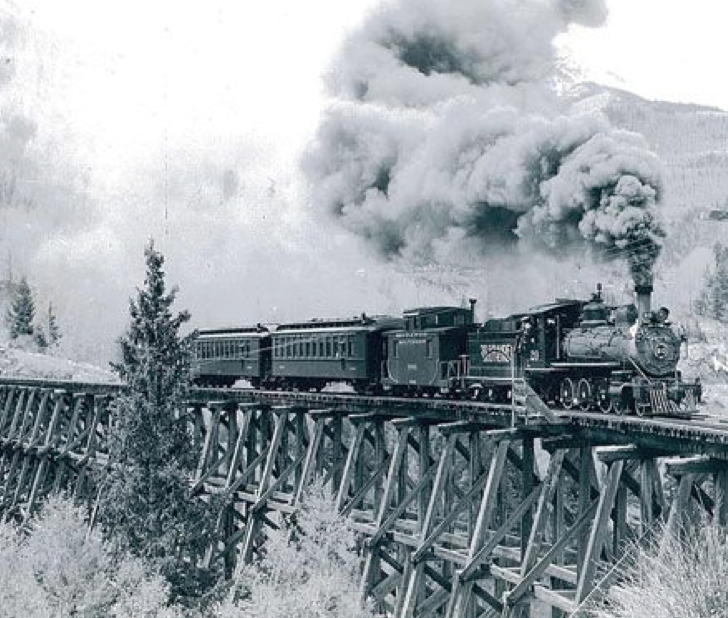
[560,378,575,410]
[577,378,592,411]
[598,384,613,413]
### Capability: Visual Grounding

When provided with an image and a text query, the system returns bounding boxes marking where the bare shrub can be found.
[587,523,728,618]
[217,484,377,618]
[0,495,183,618]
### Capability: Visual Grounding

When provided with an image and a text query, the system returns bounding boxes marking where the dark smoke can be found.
[304,0,665,287]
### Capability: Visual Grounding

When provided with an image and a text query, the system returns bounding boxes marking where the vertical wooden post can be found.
[576,460,624,604]
[360,426,409,605]
[399,434,455,618]
[521,437,535,557]
[446,439,509,618]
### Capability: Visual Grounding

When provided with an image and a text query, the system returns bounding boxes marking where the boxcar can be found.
[191,326,271,388]
[270,315,401,392]
[382,306,475,396]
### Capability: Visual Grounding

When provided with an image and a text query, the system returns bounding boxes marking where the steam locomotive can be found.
[191,284,701,416]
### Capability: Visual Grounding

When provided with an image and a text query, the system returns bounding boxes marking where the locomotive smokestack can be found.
[635,284,653,323]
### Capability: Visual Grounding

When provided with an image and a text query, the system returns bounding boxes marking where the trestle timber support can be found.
[0,385,111,522]
[2,380,728,617]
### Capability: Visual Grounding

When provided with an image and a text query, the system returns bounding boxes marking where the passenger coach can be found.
[270,315,401,392]
[191,326,271,388]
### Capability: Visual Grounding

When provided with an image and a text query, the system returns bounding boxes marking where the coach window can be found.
[305,341,311,357]
[348,338,354,357]
[393,340,399,359]
[326,337,332,357]
[426,339,433,358]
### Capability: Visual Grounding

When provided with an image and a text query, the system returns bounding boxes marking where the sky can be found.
[562,0,728,110]
[0,0,726,362]
[9,0,728,179]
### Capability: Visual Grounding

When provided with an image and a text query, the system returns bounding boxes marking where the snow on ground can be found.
[679,318,728,417]
[0,344,118,384]
[680,318,728,383]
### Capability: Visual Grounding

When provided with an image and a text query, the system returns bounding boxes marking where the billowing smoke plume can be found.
[304,0,664,287]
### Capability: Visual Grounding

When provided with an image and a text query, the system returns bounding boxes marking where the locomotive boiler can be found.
[556,284,696,414]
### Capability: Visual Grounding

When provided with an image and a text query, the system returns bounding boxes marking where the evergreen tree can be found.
[47,302,61,346]
[696,242,728,322]
[99,240,214,598]
[6,276,35,338]
[34,328,48,351]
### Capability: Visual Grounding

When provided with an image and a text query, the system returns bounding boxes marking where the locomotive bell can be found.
[634,284,653,324]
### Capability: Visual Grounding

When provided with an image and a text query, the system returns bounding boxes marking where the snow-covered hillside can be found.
[0,344,117,383]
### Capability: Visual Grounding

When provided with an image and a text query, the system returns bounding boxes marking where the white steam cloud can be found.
[304,0,664,286]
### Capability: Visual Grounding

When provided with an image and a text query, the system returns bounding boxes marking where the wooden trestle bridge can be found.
[1,377,728,617]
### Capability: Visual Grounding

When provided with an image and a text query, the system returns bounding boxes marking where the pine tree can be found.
[47,302,61,346]
[34,328,48,351]
[99,240,214,598]
[696,242,728,322]
[6,277,35,339]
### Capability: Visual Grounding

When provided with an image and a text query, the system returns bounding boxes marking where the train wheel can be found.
[598,391,613,413]
[560,378,575,410]
[577,378,592,411]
